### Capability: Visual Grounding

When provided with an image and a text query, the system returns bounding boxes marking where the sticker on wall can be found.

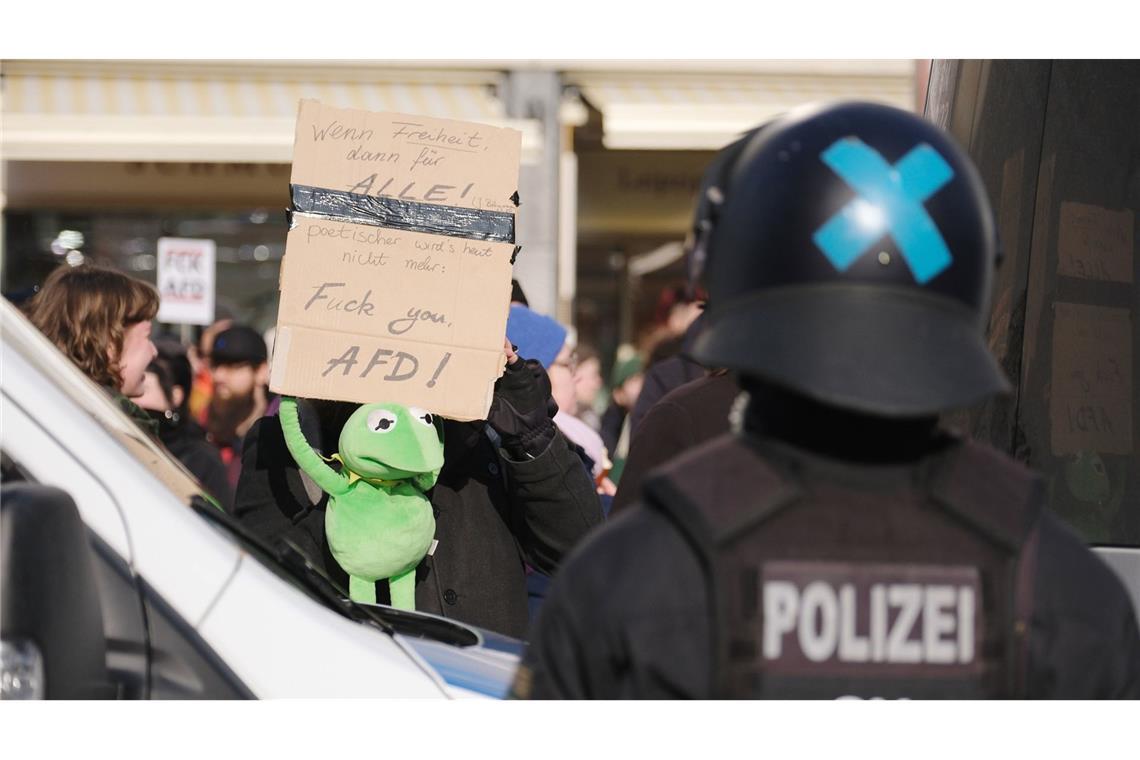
[1057,201,1134,284]
[1050,302,1133,455]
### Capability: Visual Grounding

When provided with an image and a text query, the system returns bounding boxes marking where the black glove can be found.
[487,358,558,459]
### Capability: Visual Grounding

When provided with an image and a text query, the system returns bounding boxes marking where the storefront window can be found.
[3,208,287,333]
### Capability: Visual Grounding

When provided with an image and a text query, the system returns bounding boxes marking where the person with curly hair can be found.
[29,263,159,433]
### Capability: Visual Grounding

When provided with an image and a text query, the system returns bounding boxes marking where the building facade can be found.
[1,59,916,364]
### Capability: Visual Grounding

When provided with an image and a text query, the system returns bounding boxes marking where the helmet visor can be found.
[691,283,1010,417]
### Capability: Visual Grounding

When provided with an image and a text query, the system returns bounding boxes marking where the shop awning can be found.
[0,62,542,163]
[567,63,916,150]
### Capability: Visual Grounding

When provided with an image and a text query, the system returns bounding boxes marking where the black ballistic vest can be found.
[644,433,1042,699]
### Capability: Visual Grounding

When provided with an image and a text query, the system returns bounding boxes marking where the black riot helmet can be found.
[683,124,769,301]
[690,101,1008,417]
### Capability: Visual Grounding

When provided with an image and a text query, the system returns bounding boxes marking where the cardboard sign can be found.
[155,237,216,325]
[290,100,520,214]
[1057,201,1134,283]
[271,101,521,421]
[1050,302,1133,455]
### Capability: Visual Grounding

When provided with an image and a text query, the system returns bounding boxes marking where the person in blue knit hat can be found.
[506,303,615,619]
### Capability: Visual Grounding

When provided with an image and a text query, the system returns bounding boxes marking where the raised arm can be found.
[486,356,603,574]
[279,396,349,497]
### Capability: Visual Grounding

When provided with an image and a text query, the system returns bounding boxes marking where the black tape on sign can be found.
[291,184,515,244]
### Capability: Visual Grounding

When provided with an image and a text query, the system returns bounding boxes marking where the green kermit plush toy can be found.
[279,396,444,610]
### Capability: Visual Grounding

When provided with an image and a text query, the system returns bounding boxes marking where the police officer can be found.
[512,101,1140,699]
[612,124,765,515]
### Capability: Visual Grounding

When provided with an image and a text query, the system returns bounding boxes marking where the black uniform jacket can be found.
[628,316,708,436]
[515,433,1140,699]
[231,401,603,639]
[611,373,739,515]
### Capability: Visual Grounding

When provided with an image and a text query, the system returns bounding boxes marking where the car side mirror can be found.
[1,483,114,699]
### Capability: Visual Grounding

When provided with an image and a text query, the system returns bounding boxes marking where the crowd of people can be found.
[14,99,1140,699]
[19,262,628,637]
[22,270,276,513]
[17,226,714,647]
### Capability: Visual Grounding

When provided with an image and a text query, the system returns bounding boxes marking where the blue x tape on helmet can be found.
[690,101,1009,417]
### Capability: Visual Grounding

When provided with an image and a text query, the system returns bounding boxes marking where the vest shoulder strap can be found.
[643,434,801,560]
[646,434,1044,554]
[925,438,1044,550]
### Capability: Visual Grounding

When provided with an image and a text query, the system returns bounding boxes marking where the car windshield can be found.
[1,297,485,646]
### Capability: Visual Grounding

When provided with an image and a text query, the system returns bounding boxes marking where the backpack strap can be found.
[1012,518,1041,698]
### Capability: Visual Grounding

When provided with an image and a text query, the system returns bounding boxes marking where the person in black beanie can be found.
[136,339,233,510]
[204,325,273,491]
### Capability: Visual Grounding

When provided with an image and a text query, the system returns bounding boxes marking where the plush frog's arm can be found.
[279,396,350,497]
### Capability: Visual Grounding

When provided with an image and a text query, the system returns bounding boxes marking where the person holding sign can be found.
[231,340,603,638]
[232,102,603,637]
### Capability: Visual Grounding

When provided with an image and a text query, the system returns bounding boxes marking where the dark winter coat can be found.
[155,413,233,511]
[230,399,603,638]
[611,373,739,515]
[112,387,233,511]
[627,356,706,437]
[628,315,708,436]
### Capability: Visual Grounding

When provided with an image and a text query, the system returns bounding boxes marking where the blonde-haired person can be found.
[29,263,160,434]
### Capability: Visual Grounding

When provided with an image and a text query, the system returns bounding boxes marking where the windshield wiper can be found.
[187,496,485,647]
[187,495,394,634]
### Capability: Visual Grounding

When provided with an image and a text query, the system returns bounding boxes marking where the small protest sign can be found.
[155,237,216,325]
[270,100,522,421]
[1057,202,1134,284]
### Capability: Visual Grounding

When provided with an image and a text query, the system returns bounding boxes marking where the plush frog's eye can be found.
[366,409,398,434]
[409,406,435,427]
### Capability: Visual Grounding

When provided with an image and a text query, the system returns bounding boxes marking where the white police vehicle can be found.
[0,297,520,699]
